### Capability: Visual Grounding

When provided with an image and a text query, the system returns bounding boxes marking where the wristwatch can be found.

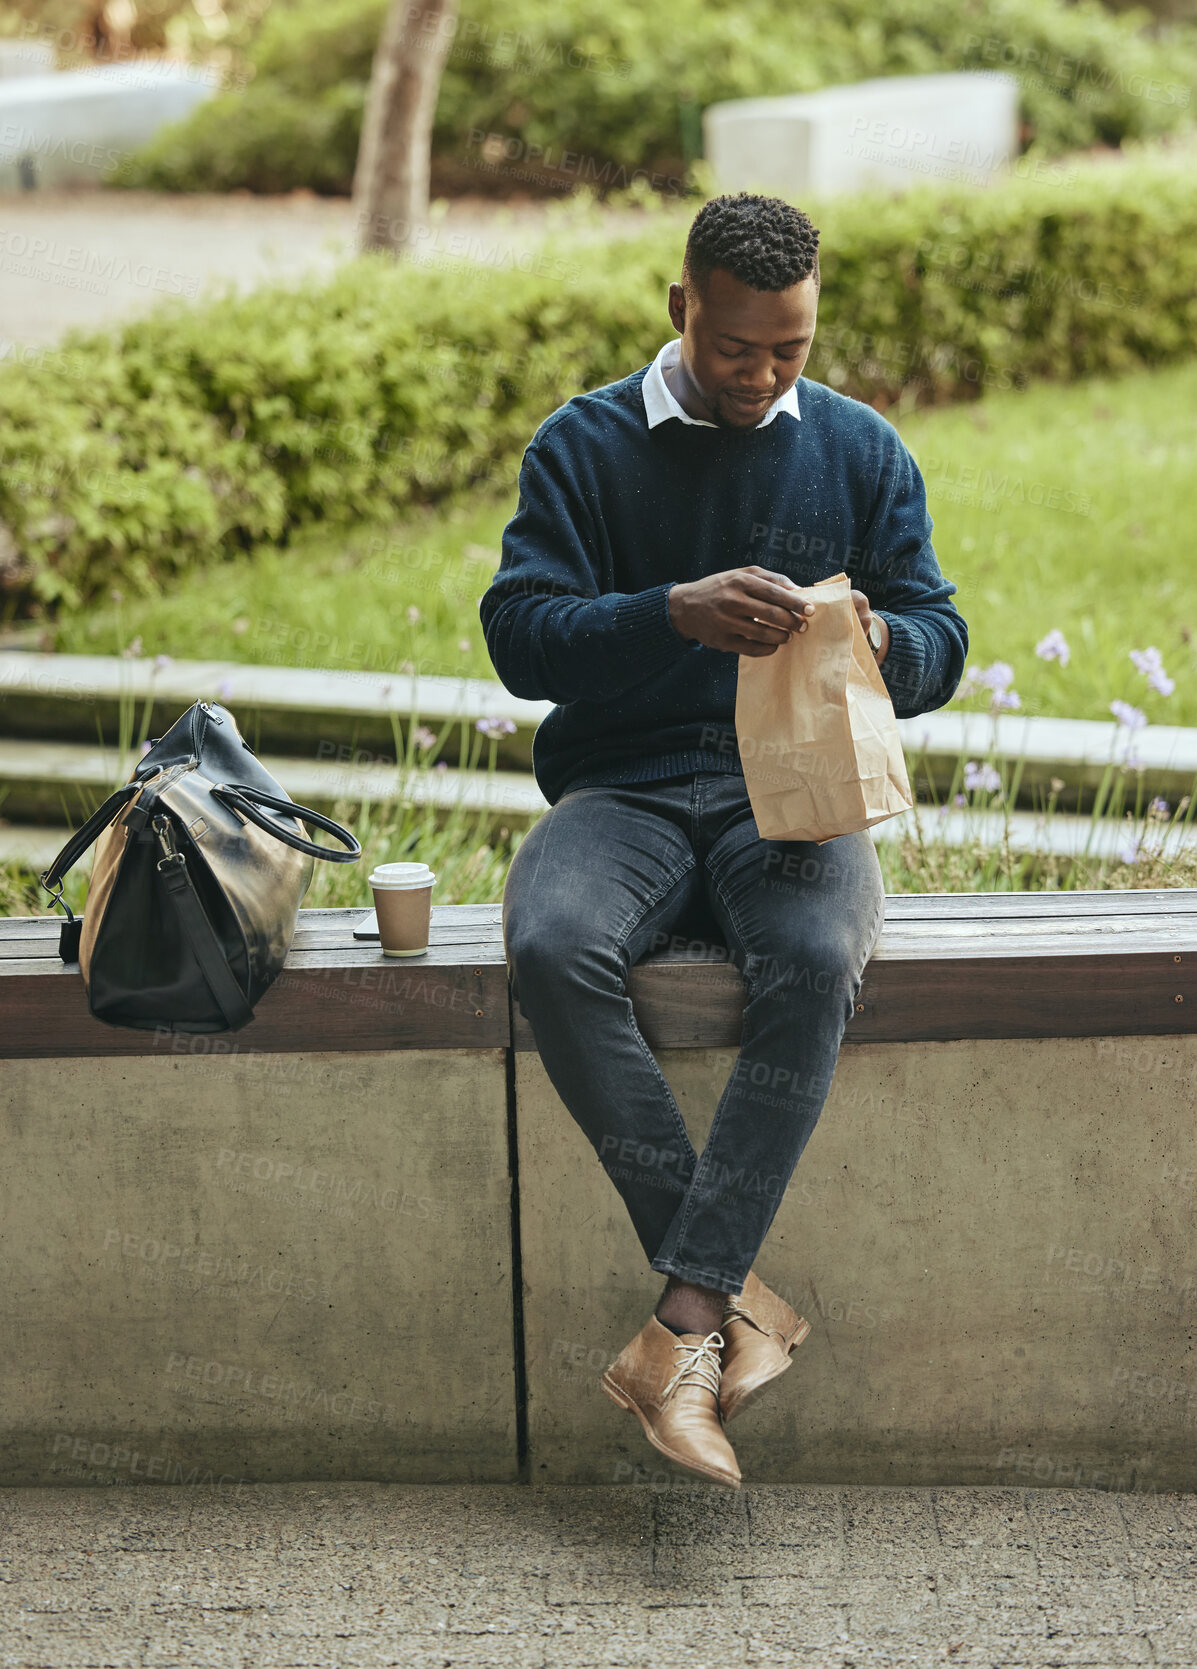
[866,616,884,658]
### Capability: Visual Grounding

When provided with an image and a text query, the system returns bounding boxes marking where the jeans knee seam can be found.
[706,861,759,1003]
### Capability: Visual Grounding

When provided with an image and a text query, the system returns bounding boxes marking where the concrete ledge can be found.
[0,739,546,826]
[0,1050,518,1486]
[6,892,1196,1058]
[0,62,219,190]
[1,906,511,1057]
[703,72,1021,198]
[518,1033,1197,1489]
[5,651,1196,805]
[2,892,1195,1488]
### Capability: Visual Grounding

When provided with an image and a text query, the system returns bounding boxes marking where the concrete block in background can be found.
[703,72,1021,199]
[0,1050,519,1485]
[0,40,55,80]
[0,61,219,190]
[518,1033,1197,1491]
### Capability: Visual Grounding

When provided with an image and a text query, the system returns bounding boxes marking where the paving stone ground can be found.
[0,188,687,349]
[2,1483,1196,1668]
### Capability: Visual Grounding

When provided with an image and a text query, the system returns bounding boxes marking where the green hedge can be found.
[4,143,1196,612]
[112,0,1197,195]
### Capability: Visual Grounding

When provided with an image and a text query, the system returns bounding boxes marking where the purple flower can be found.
[1117,829,1142,865]
[1148,796,1170,820]
[1109,699,1146,730]
[412,725,437,751]
[1035,629,1070,666]
[433,761,449,772]
[476,716,518,740]
[152,653,173,673]
[1129,646,1175,697]
[963,760,1002,793]
[215,677,235,701]
[955,660,1020,716]
[139,740,152,756]
[958,661,1010,696]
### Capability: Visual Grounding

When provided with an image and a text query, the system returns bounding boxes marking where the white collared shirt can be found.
[641,337,801,431]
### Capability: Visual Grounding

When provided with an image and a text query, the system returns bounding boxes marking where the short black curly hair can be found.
[682,193,820,301]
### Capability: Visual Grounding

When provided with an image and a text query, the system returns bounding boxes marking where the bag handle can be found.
[210,783,361,864]
[40,780,144,909]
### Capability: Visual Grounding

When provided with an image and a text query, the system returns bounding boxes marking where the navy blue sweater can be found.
[479,364,969,806]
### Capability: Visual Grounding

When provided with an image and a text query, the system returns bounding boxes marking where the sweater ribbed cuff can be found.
[612,582,701,674]
[875,610,926,717]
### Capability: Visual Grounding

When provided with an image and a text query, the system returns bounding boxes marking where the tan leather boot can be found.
[718,1270,811,1423]
[600,1315,741,1490]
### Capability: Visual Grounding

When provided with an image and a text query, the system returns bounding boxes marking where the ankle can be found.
[655,1277,728,1337]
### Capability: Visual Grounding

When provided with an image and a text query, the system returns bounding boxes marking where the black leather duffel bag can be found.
[40,698,361,1034]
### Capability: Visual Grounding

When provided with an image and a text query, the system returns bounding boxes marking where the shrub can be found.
[113,81,367,195]
[5,143,1196,612]
[111,0,1197,196]
[108,0,382,194]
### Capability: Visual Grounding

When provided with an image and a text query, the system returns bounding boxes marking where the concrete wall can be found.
[518,1035,1197,1491]
[6,1032,1196,1489]
[0,1050,518,1486]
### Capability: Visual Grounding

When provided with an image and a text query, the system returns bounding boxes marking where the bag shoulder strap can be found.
[159,857,255,1031]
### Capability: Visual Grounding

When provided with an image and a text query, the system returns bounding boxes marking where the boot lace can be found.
[722,1295,758,1328]
[661,1329,725,1401]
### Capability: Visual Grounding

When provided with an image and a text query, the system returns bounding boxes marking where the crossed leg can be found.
[502,775,885,1310]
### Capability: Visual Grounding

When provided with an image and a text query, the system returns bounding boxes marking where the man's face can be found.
[666,266,819,430]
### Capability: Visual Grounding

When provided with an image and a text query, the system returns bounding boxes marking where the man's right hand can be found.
[668,566,816,656]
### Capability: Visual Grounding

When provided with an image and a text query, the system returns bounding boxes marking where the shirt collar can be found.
[642,337,801,430]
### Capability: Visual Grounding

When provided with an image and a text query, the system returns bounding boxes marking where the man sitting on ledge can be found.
[479,192,968,1490]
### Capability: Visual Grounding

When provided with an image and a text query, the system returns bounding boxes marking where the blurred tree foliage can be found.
[0,0,270,79]
[100,0,1197,195]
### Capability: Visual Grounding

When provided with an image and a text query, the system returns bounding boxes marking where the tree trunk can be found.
[353,0,457,258]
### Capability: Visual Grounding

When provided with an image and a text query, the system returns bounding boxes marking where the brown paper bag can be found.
[734,570,914,844]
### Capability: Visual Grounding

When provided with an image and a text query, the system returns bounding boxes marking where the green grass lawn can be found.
[52,357,1196,730]
[895,357,1196,726]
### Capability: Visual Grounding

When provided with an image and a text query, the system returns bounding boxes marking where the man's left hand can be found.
[851,589,890,666]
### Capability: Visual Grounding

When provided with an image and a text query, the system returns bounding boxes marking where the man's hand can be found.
[851,587,890,666]
[668,566,816,657]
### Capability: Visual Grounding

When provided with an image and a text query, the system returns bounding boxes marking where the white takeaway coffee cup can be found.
[368,862,436,957]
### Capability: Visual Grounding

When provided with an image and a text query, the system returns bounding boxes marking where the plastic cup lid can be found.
[369,862,436,889]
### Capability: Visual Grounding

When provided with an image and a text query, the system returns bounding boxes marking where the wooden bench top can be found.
[2,892,1195,1058]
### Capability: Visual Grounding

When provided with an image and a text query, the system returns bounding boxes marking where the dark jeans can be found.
[502,771,886,1295]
